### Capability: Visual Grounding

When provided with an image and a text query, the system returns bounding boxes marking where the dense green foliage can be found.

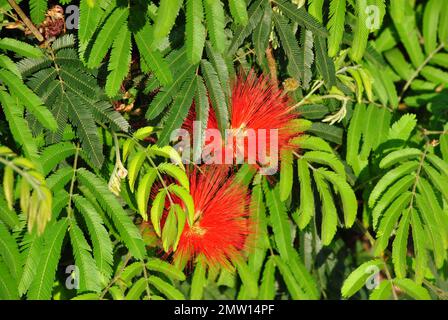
[0,0,447,300]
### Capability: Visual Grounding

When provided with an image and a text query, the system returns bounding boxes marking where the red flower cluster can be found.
[183,70,298,168]
[173,166,250,269]
[157,70,300,268]
[229,70,298,154]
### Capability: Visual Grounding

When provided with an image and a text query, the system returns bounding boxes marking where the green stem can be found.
[398,43,445,103]
[67,144,80,217]
[0,156,44,199]
[99,253,132,300]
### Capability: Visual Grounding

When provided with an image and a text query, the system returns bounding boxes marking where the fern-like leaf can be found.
[157,77,197,147]
[228,0,264,55]
[90,100,130,132]
[298,29,314,89]
[193,75,210,162]
[76,169,146,260]
[279,150,293,202]
[252,3,272,66]
[17,232,43,296]
[392,211,410,279]
[0,193,20,229]
[0,38,43,58]
[64,92,104,168]
[152,0,183,50]
[29,0,47,24]
[186,0,206,64]
[0,69,57,131]
[79,0,102,46]
[0,260,19,299]
[38,142,76,176]
[0,54,21,78]
[73,196,112,283]
[263,183,292,261]
[341,259,383,298]
[86,6,129,69]
[0,91,39,160]
[274,0,328,37]
[327,0,346,57]
[272,256,307,299]
[314,35,336,88]
[69,221,102,292]
[200,59,228,135]
[28,218,68,300]
[207,42,230,96]
[0,222,22,281]
[273,12,302,81]
[134,22,173,86]
[319,168,357,228]
[105,24,132,97]
[349,0,369,62]
[295,158,314,229]
[146,63,196,120]
[229,0,248,26]
[204,0,226,53]
[314,169,337,245]
[147,276,185,299]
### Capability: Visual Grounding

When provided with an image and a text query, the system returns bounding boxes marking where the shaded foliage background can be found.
[0,0,447,300]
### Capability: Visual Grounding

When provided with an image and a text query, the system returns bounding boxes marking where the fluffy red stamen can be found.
[183,70,299,166]
[173,166,250,269]
[229,70,298,152]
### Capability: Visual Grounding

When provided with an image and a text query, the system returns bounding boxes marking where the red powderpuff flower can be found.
[183,70,299,167]
[172,165,251,269]
[230,69,298,152]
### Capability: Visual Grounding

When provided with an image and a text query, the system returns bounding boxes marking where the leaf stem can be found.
[99,253,132,300]
[141,261,152,299]
[6,0,44,42]
[67,144,80,217]
[0,156,44,199]
[354,220,398,300]
[398,43,445,103]
[408,143,430,212]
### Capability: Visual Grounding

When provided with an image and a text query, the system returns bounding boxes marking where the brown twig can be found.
[265,45,278,86]
[7,0,44,42]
